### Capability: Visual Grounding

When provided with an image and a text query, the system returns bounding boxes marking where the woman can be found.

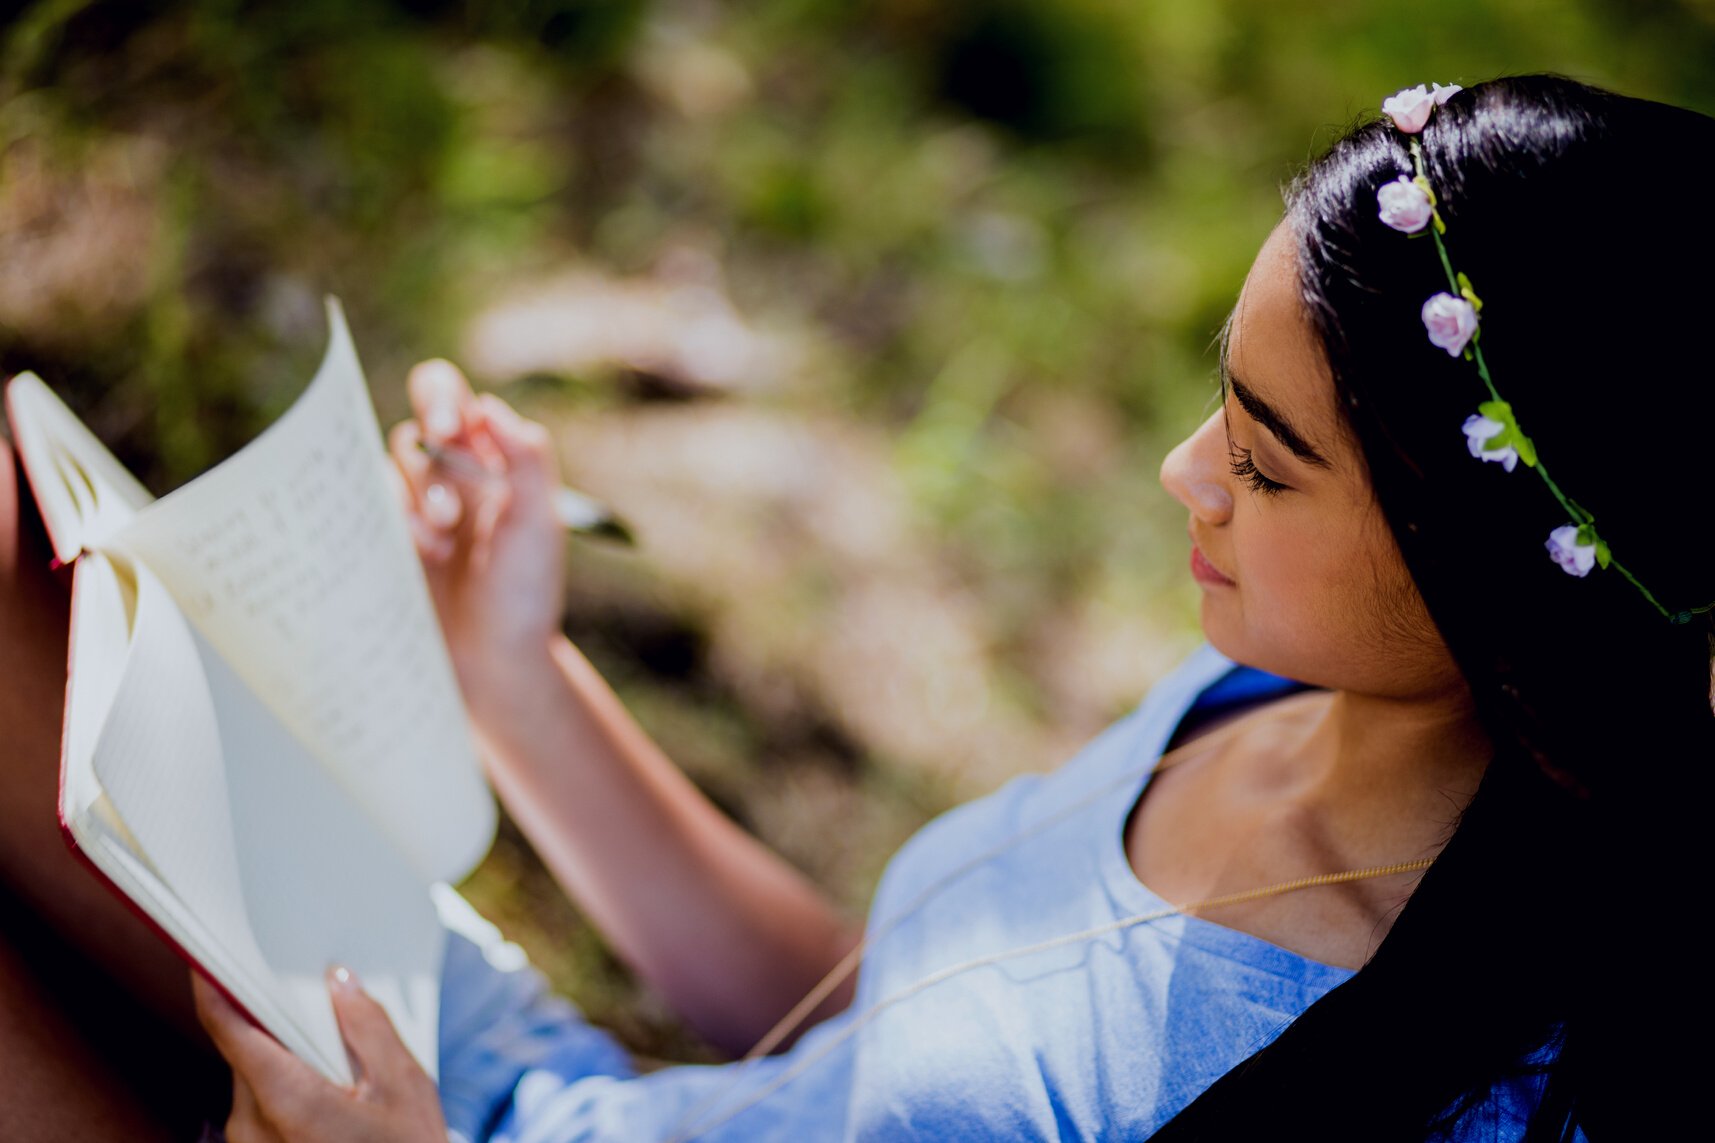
[5,73,1709,1139]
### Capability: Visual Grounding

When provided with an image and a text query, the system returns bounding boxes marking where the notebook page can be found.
[90,561,442,1082]
[107,299,495,884]
[4,373,155,564]
[62,554,139,825]
[196,584,443,1081]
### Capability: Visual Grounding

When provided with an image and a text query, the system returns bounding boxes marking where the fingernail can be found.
[423,482,460,527]
[328,964,360,993]
[427,404,460,441]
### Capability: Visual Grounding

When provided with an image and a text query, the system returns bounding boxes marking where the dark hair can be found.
[1150,75,1715,1140]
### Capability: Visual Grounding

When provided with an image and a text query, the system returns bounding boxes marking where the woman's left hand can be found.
[191,968,448,1142]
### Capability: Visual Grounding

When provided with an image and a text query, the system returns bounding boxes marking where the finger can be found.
[407,359,478,446]
[226,1072,285,1143]
[191,973,324,1128]
[383,457,411,512]
[387,427,452,566]
[475,393,556,484]
[422,479,463,531]
[231,1070,261,1124]
[386,419,432,502]
[406,508,456,567]
[388,418,463,533]
[326,965,424,1095]
[468,479,514,568]
[193,972,283,1076]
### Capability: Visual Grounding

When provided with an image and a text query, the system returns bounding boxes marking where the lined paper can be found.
[110,301,495,883]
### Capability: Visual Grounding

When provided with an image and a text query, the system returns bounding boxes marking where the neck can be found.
[1248,681,1492,860]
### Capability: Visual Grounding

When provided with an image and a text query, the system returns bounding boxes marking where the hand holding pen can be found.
[417,439,633,545]
[387,359,620,705]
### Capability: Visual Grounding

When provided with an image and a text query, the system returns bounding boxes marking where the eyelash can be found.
[1228,443,1289,496]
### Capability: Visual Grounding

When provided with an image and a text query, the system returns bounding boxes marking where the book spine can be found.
[54,563,269,1040]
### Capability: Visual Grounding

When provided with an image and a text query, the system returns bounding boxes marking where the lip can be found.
[1188,530,1236,587]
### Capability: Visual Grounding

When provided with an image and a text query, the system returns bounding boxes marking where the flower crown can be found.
[1378,83,1713,625]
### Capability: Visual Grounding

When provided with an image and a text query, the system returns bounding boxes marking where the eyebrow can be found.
[1217,352,1333,471]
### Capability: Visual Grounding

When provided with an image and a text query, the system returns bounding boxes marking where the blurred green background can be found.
[5,0,1713,1062]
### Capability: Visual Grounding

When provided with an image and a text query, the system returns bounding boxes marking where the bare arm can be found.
[389,363,859,1054]
[471,635,858,1053]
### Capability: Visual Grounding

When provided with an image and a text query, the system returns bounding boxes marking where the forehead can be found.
[1226,222,1349,465]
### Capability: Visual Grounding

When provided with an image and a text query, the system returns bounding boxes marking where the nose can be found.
[1159,408,1234,525]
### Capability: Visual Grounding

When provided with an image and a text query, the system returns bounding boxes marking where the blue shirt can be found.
[433,642,1549,1141]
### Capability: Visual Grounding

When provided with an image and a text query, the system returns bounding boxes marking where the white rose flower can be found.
[1382,85,1436,133]
[1461,414,1518,471]
[1422,292,1479,357]
[1545,524,1597,577]
[1378,175,1434,233]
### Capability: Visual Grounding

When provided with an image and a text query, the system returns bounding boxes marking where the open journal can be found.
[2,298,497,1084]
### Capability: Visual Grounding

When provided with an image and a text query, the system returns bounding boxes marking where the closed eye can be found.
[1228,443,1289,496]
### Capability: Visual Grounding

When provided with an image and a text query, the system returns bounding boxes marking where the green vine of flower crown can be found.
[1377,83,1714,626]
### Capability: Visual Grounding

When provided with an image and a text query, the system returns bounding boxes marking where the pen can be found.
[417,440,636,546]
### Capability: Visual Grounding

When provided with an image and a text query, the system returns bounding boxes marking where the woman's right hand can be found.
[387,359,567,716]
[389,365,861,1052]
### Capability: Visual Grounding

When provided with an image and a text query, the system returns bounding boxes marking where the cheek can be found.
[1206,491,1446,689]
[1232,503,1395,626]
[1234,504,1322,584]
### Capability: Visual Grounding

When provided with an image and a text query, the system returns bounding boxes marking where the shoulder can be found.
[959,639,1241,820]
[862,641,1237,922]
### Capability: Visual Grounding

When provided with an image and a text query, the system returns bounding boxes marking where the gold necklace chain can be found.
[663,735,1438,1142]
[665,856,1432,1142]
